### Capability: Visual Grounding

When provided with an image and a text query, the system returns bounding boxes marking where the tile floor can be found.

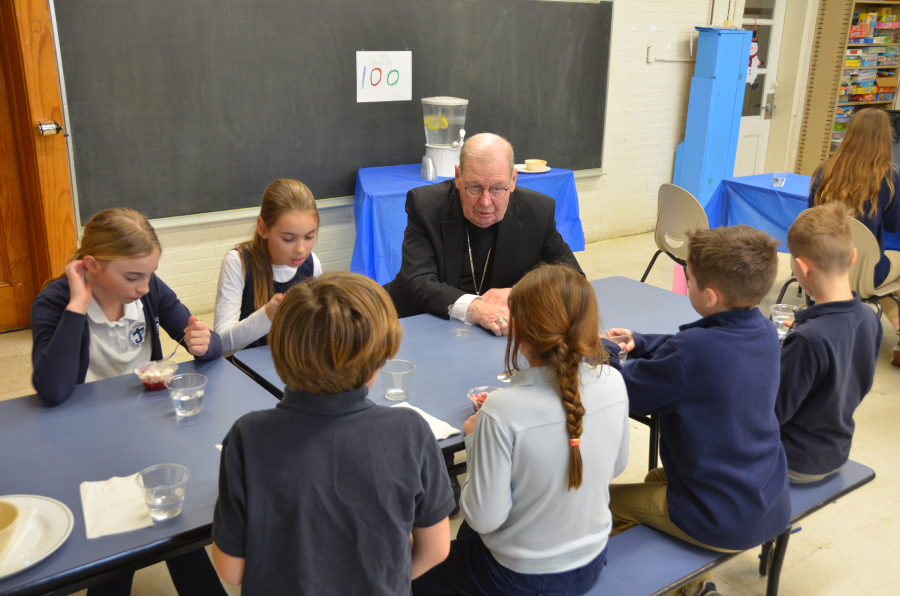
[3,231,898,594]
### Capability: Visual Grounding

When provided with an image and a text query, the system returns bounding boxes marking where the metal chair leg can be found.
[776,278,796,304]
[648,415,660,472]
[641,250,664,283]
[862,297,884,320]
[764,525,792,596]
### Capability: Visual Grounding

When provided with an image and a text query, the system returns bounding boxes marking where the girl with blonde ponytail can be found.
[30,208,227,596]
[412,264,630,596]
[214,179,322,353]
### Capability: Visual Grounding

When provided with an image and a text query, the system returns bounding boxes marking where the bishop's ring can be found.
[496,317,506,325]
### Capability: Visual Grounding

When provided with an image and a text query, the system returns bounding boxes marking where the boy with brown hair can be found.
[211,271,454,595]
[608,226,791,559]
[778,203,882,483]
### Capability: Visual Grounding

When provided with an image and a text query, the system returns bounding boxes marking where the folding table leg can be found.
[765,525,792,596]
[648,415,660,471]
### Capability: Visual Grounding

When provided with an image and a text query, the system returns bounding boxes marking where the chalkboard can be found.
[55,0,612,220]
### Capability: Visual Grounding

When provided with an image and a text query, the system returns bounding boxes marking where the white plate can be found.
[0,495,74,580]
[515,164,550,173]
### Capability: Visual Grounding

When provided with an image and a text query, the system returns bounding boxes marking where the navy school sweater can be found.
[621,309,791,551]
[31,275,224,406]
[776,294,881,475]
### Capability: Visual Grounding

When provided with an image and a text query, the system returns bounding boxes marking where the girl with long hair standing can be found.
[413,264,629,596]
[809,108,900,363]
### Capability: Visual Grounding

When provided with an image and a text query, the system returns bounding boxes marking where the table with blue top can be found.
[0,359,276,596]
[350,164,587,285]
[233,277,700,470]
[704,173,900,250]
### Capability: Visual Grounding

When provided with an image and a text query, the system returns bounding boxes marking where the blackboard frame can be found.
[53,0,612,221]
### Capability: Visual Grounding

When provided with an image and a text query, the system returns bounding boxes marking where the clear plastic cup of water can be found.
[770,304,799,341]
[382,359,415,401]
[136,463,189,522]
[448,304,475,336]
[165,374,207,417]
[773,172,787,187]
[605,330,633,362]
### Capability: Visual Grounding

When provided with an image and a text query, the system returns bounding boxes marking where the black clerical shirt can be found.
[460,221,499,295]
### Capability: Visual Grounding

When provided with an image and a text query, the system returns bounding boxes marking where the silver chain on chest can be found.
[466,227,492,296]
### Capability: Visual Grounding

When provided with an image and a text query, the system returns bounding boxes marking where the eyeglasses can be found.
[463,186,510,198]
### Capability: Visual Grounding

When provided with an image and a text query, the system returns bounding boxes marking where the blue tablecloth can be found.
[351,164,586,284]
[705,173,900,252]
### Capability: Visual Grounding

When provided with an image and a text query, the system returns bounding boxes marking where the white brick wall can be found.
[576,0,743,243]
[154,203,356,313]
[154,0,751,310]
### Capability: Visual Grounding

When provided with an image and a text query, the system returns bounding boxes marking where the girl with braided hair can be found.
[413,264,630,596]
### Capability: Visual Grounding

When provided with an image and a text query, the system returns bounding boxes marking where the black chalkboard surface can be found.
[55,0,611,220]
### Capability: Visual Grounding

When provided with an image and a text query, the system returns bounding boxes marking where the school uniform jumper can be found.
[777,294,882,476]
[214,248,321,353]
[413,363,630,596]
[213,386,455,596]
[30,275,224,406]
[614,309,791,551]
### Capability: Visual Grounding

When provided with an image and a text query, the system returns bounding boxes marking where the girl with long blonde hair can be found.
[413,264,629,596]
[214,179,321,353]
[30,208,226,596]
[809,108,900,363]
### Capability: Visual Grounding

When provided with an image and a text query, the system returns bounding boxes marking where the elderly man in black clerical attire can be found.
[387,132,583,335]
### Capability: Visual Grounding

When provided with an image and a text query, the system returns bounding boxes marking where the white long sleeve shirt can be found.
[214,249,322,354]
[461,362,630,574]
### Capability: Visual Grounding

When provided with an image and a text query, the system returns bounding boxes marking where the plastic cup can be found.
[468,386,500,412]
[134,361,178,391]
[606,330,633,362]
[165,374,207,417]
[382,359,415,401]
[136,464,189,522]
[770,304,799,341]
[448,304,475,336]
[773,172,787,187]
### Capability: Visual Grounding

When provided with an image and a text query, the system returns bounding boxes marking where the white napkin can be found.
[391,403,461,440]
[79,473,153,539]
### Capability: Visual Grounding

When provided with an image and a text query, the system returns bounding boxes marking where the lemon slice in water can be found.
[423,115,442,130]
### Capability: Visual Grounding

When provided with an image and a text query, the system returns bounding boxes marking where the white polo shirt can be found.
[85,299,152,382]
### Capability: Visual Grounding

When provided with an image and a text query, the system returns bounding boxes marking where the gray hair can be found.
[459,133,515,176]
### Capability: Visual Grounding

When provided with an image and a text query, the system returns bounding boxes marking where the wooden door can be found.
[0,50,35,331]
[0,0,78,332]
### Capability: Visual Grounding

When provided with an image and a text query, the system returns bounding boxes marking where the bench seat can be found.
[587,460,875,596]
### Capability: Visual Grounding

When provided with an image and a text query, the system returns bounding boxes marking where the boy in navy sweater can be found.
[778,204,882,483]
[608,226,790,557]
[211,272,454,595]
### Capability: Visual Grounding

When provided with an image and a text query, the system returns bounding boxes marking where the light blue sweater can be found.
[461,362,629,574]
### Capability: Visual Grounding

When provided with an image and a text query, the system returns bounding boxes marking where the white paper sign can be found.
[356,51,412,103]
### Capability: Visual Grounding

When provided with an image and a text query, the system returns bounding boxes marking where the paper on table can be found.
[79,473,153,539]
[391,403,461,440]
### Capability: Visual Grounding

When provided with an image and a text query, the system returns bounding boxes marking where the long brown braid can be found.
[504,264,608,490]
